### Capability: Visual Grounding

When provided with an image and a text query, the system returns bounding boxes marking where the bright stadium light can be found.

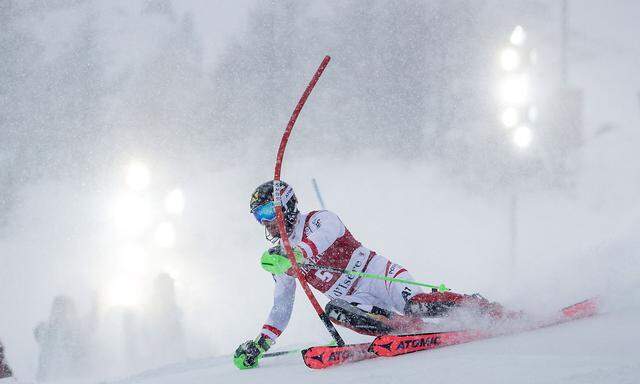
[118,244,147,275]
[500,48,521,71]
[499,74,529,105]
[155,221,176,248]
[106,276,143,308]
[126,161,151,191]
[164,188,185,216]
[113,193,152,236]
[510,25,526,46]
[501,107,520,128]
[513,126,533,148]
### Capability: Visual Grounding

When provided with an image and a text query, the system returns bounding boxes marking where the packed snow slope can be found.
[2,155,639,382]
[100,306,639,384]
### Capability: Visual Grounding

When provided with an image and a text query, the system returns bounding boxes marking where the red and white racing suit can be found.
[259,210,423,343]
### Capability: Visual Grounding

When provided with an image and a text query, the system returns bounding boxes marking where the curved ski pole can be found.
[263,349,298,359]
[272,56,345,346]
[300,262,449,292]
[263,340,337,359]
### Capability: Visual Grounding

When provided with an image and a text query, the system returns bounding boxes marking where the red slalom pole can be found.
[272,56,345,346]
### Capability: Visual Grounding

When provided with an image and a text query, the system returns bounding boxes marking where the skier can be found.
[234,180,504,369]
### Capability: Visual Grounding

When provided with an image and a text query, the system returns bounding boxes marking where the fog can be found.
[1,0,639,381]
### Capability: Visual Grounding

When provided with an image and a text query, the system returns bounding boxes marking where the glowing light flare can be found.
[117,244,148,275]
[105,276,143,308]
[112,194,152,236]
[501,107,519,128]
[126,161,151,191]
[510,25,526,46]
[155,221,176,248]
[500,48,521,71]
[164,189,185,216]
[499,74,530,105]
[513,126,533,148]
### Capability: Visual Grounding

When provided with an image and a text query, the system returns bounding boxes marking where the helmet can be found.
[250,180,299,241]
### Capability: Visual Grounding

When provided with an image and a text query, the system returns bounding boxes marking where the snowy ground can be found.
[21,305,630,384]
[2,155,639,382]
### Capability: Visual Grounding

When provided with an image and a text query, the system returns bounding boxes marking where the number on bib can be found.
[315,270,334,282]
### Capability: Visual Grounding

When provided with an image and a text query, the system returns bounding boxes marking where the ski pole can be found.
[263,339,337,359]
[300,262,450,292]
[263,349,299,359]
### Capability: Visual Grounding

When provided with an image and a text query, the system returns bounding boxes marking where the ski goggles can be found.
[252,201,276,223]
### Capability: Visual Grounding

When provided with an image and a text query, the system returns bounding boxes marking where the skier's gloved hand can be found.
[233,335,273,370]
[260,245,304,275]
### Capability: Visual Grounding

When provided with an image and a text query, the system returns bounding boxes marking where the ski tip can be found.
[301,343,375,369]
[561,297,599,319]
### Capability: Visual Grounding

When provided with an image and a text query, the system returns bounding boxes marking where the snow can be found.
[2,1,639,384]
[48,306,635,384]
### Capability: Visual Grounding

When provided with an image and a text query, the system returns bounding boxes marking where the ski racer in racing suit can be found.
[233,180,503,369]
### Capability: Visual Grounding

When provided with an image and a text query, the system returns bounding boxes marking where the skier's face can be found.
[264,219,279,238]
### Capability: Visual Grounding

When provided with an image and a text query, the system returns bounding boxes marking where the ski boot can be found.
[404,291,509,320]
[325,299,423,336]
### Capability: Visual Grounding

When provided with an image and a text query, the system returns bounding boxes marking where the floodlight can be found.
[118,244,147,275]
[499,74,529,105]
[510,25,526,46]
[113,194,152,236]
[126,161,151,191]
[513,126,533,148]
[106,277,143,308]
[500,48,521,71]
[155,221,176,248]
[501,107,519,128]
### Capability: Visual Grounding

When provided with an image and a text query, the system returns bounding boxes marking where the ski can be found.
[302,297,598,368]
[301,342,375,369]
[371,297,599,357]
[372,329,488,357]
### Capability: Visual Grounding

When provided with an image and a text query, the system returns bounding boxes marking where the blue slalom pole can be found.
[311,178,326,210]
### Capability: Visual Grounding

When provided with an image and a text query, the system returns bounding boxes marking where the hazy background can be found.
[1,0,639,381]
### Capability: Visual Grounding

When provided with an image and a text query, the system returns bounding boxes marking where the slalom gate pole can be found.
[273,56,345,347]
[302,179,447,291]
[300,262,450,292]
[311,178,326,209]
